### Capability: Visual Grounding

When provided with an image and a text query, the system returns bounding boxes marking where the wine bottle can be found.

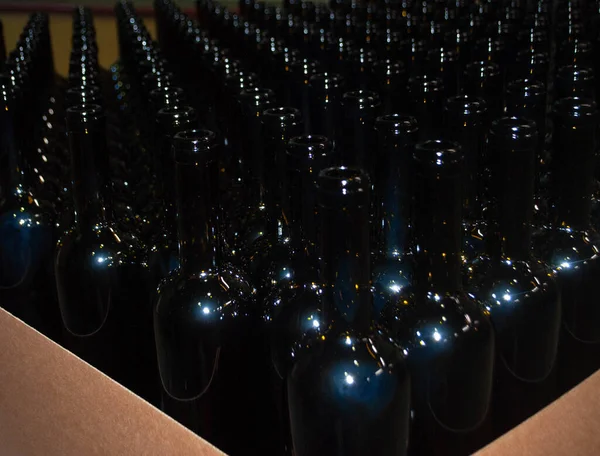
[372,114,418,318]
[148,105,198,284]
[268,134,334,456]
[532,97,600,393]
[308,72,344,141]
[338,90,380,168]
[55,104,158,404]
[383,139,495,456]
[243,106,303,291]
[287,166,411,456]
[153,129,257,455]
[0,74,59,340]
[465,117,561,435]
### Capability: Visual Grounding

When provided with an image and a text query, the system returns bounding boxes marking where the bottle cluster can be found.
[1,1,599,456]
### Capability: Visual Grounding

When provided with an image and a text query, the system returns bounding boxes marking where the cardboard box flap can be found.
[476,369,600,455]
[0,308,224,456]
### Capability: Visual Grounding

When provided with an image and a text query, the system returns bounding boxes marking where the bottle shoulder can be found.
[382,289,493,354]
[289,325,410,403]
[532,225,600,270]
[154,266,257,321]
[56,221,148,267]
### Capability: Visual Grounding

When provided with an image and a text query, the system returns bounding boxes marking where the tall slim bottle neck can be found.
[238,87,274,206]
[155,105,197,202]
[261,107,303,239]
[413,140,464,293]
[173,130,221,273]
[374,114,418,259]
[0,79,26,204]
[444,95,487,221]
[66,104,112,227]
[488,117,538,260]
[319,167,372,333]
[285,135,333,265]
[551,97,598,230]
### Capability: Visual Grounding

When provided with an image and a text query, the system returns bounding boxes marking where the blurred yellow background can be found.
[1,13,158,76]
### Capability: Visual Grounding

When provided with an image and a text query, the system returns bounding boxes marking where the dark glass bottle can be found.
[407,75,444,140]
[555,64,595,101]
[153,129,257,455]
[463,60,504,120]
[532,97,600,393]
[287,166,411,456]
[268,135,334,456]
[243,107,303,292]
[148,105,198,285]
[55,105,157,404]
[308,72,344,141]
[465,117,561,436]
[338,90,380,168]
[372,114,418,318]
[382,140,495,456]
[0,75,60,341]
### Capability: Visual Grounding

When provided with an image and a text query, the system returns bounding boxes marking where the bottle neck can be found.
[242,108,268,207]
[447,119,486,221]
[68,123,113,227]
[176,158,220,273]
[0,100,26,203]
[489,145,535,260]
[552,121,595,229]
[374,130,414,258]
[320,199,371,333]
[414,172,463,292]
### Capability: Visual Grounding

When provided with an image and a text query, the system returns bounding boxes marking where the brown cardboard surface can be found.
[476,369,600,456]
[0,308,224,456]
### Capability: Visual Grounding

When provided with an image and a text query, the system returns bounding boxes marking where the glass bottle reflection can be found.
[153,130,258,455]
[268,135,334,456]
[532,97,600,393]
[287,167,411,456]
[372,114,418,318]
[0,74,60,341]
[55,104,157,404]
[382,140,495,456]
[465,117,561,436]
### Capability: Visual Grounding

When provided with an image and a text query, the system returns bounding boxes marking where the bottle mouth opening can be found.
[67,103,102,115]
[158,105,195,116]
[174,129,216,144]
[318,166,370,199]
[557,65,595,81]
[376,113,418,133]
[263,107,302,123]
[490,117,539,148]
[342,90,381,108]
[445,95,487,116]
[66,103,105,129]
[553,96,599,121]
[288,134,331,152]
[507,78,545,94]
[150,86,184,97]
[414,139,464,171]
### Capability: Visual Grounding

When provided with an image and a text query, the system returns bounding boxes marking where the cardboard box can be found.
[0,307,598,456]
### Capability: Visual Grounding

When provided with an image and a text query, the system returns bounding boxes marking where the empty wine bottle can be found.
[338,90,380,168]
[55,104,157,404]
[372,114,418,318]
[0,76,60,341]
[287,166,411,456]
[308,72,344,141]
[243,107,303,291]
[268,135,334,456]
[532,97,600,393]
[465,117,561,436]
[383,139,495,456]
[153,129,257,455]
